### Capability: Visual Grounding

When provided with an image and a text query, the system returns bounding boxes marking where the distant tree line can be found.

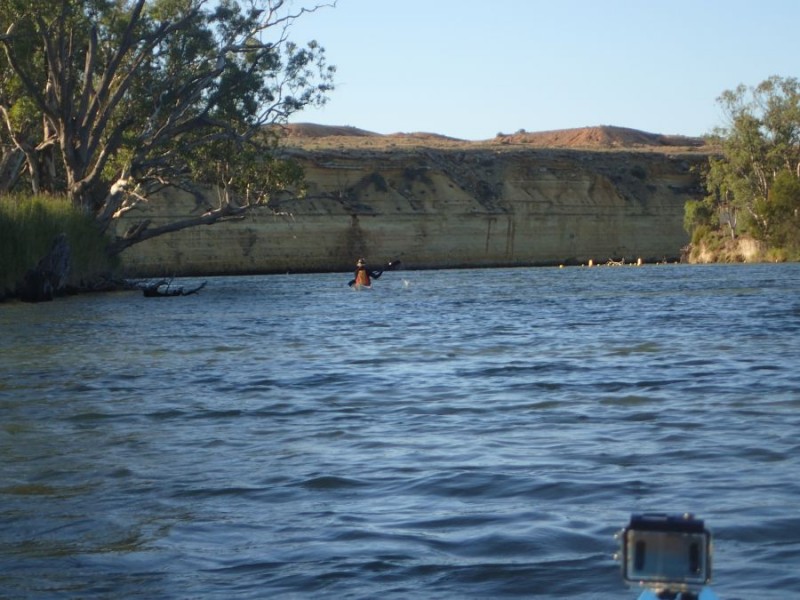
[685,76,800,260]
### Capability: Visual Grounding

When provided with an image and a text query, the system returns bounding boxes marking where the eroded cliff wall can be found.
[116,145,706,276]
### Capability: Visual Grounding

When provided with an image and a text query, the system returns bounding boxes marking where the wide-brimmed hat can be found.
[356,258,365,266]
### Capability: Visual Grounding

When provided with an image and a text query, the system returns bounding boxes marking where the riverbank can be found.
[5,125,792,302]
[0,195,116,302]
[685,233,796,264]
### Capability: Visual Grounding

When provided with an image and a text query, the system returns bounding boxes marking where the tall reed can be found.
[0,194,115,296]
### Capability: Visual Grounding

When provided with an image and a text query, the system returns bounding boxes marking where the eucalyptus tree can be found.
[0,0,334,254]
[693,76,800,246]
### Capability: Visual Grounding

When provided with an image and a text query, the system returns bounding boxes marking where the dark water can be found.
[1,264,799,599]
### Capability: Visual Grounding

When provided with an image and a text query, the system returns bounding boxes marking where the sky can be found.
[284,0,800,140]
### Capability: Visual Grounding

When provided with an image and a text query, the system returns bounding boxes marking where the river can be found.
[1,263,799,599]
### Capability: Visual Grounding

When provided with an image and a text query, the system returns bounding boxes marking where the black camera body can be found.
[620,513,712,594]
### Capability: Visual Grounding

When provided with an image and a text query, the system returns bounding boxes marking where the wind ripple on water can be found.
[1,265,799,599]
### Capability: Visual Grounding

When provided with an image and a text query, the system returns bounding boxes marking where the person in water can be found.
[353,258,382,287]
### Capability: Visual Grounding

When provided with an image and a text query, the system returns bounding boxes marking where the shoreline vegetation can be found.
[681,77,800,263]
[2,122,797,302]
[0,195,117,302]
[0,190,791,304]
[686,231,792,264]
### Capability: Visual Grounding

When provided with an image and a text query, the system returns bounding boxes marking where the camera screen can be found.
[622,528,710,587]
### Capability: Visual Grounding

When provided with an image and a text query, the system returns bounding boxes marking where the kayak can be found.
[352,283,372,291]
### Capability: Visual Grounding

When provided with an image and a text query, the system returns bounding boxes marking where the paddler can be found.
[353,258,382,287]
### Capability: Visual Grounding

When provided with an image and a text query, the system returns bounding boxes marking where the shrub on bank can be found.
[685,228,791,263]
[0,194,116,298]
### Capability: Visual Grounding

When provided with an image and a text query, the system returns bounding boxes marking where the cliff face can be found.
[116,131,708,276]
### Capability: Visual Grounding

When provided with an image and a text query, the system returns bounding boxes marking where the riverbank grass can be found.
[0,194,115,296]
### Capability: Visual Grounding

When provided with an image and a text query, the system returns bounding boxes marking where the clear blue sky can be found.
[285,0,800,140]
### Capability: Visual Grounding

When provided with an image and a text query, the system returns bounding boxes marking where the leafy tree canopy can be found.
[0,0,335,254]
[693,76,800,250]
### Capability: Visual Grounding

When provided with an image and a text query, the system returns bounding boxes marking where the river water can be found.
[1,264,799,600]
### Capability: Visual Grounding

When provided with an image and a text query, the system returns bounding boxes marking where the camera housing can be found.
[621,513,712,593]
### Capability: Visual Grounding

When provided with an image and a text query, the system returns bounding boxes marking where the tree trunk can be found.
[0,147,25,192]
[16,233,72,302]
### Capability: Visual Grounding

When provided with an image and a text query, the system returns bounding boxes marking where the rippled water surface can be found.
[2,264,800,599]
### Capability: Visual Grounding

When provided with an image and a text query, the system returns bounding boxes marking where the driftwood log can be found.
[141,278,206,297]
[17,233,71,302]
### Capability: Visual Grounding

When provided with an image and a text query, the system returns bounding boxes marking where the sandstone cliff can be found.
[116,126,710,276]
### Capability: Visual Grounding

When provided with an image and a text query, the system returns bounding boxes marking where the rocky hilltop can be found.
[116,125,711,276]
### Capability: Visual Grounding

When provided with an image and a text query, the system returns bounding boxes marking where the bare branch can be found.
[108,200,252,255]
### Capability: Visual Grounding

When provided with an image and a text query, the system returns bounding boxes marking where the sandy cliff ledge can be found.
[116,126,710,276]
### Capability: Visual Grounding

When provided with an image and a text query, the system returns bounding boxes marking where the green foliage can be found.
[691,225,711,247]
[0,194,116,295]
[683,198,715,234]
[0,0,335,253]
[765,246,798,262]
[689,75,800,258]
[186,132,307,206]
[764,170,800,250]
